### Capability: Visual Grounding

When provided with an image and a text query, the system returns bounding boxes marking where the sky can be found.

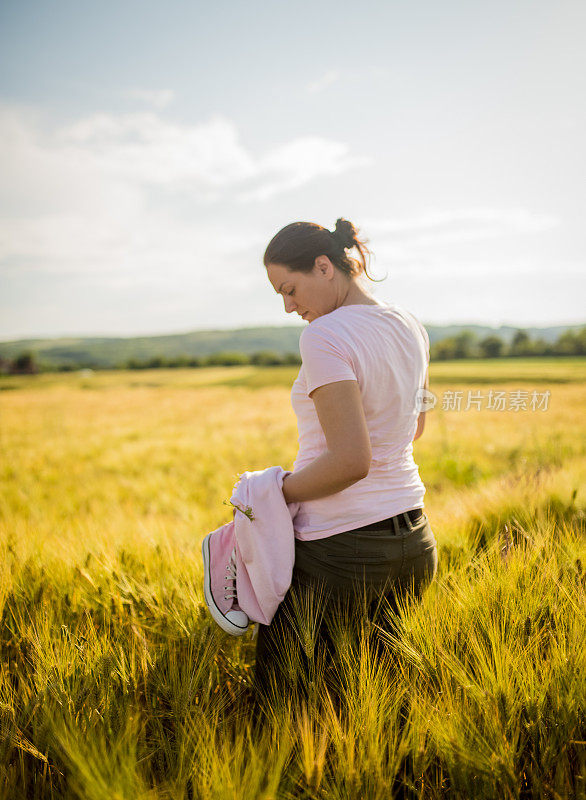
[0,0,584,339]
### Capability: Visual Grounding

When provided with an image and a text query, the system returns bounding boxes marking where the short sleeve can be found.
[415,319,430,365]
[299,323,357,397]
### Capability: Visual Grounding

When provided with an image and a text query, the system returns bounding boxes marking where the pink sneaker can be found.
[201,526,250,636]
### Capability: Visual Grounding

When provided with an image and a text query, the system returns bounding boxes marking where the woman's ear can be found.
[314,255,333,277]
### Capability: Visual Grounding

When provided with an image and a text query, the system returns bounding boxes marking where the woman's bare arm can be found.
[281,379,371,504]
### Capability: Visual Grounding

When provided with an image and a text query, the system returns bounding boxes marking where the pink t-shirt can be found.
[291,300,430,541]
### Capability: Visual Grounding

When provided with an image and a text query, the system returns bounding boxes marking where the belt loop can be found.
[392,514,401,536]
[402,511,415,532]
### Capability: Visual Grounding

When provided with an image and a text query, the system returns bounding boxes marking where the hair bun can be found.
[332,218,355,249]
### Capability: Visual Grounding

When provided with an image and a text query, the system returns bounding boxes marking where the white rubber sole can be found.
[201,533,249,636]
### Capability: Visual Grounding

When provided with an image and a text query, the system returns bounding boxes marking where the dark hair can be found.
[263,217,382,282]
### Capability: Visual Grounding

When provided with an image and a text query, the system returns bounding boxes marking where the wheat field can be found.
[1,360,584,799]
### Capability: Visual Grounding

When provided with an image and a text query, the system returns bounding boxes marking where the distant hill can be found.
[0,322,583,370]
[425,323,585,344]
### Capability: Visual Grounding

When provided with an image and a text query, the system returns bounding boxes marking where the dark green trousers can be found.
[252,509,438,701]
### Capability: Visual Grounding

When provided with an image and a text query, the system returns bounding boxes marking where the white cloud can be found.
[239,137,373,202]
[124,88,175,109]
[357,208,563,284]
[0,103,370,280]
[55,112,258,187]
[307,69,340,94]
[360,208,561,261]
[363,208,560,236]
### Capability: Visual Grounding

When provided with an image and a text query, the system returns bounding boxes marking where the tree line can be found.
[432,327,586,359]
[0,350,303,374]
[1,326,585,375]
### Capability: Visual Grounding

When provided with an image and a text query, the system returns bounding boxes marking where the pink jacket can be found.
[208,466,300,625]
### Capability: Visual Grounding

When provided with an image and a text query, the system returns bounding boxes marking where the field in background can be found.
[1,359,584,798]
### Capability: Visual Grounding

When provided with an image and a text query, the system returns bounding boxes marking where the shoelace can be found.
[224,546,238,601]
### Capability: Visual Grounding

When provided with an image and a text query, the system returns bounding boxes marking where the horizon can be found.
[1,317,585,346]
[1,0,584,338]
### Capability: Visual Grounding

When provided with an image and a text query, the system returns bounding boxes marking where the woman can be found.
[255,217,438,698]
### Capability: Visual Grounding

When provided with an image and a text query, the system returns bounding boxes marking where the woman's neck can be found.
[338,281,380,306]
